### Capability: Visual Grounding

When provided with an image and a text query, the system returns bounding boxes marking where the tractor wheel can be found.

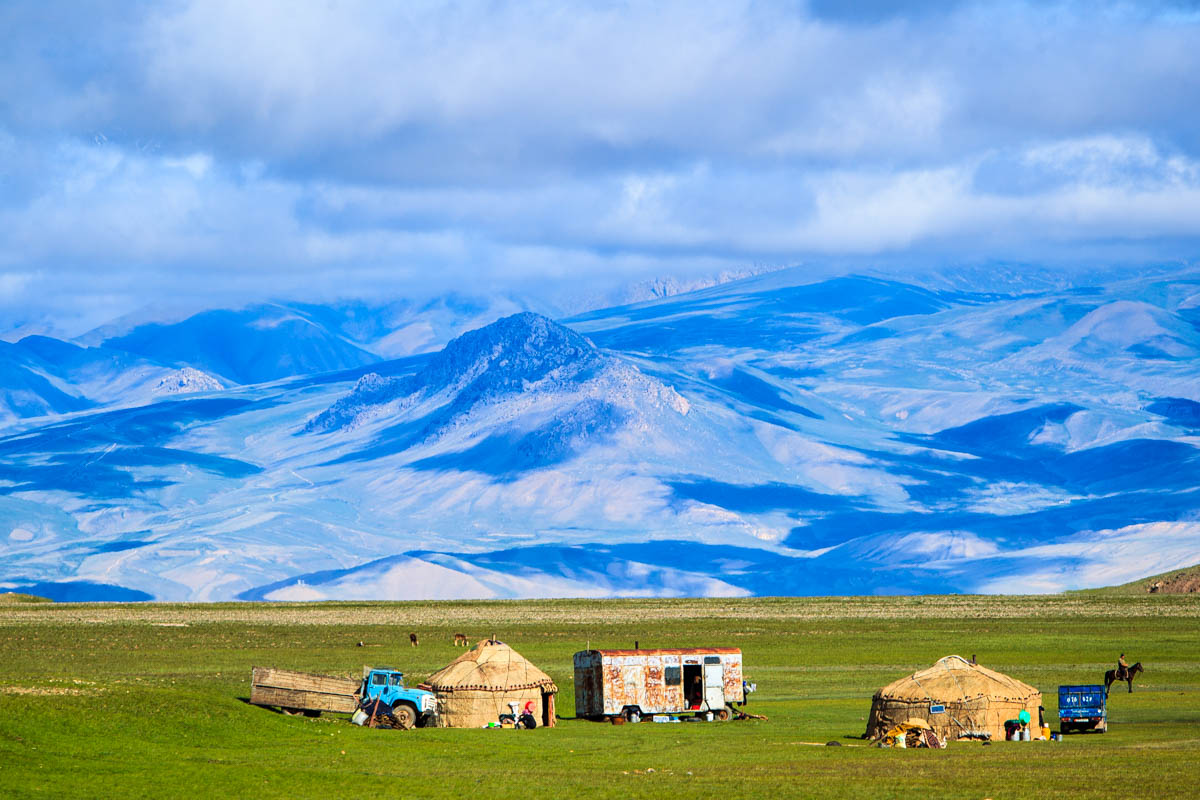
[393,703,418,730]
[622,707,642,724]
[281,707,304,716]
[715,708,731,722]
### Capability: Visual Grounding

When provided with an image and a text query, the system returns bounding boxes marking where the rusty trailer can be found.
[573,648,744,722]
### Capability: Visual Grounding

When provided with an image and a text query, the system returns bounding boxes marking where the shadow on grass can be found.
[236,697,283,715]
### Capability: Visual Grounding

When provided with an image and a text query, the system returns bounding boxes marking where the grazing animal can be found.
[409,632,418,647]
[453,633,468,647]
[1104,661,1143,694]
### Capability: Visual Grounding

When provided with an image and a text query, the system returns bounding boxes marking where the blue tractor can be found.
[359,667,438,728]
[1058,684,1107,734]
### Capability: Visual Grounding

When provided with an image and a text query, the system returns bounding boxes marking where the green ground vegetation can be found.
[1,594,1197,799]
[0,593,52,604]
[1067,562,1200,595]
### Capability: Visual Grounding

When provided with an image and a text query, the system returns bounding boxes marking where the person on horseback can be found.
[1116,653,1129,682]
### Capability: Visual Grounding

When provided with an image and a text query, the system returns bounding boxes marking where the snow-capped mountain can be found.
[0,335,225,427]
[96,305,380,385]
[2,268,1199,601]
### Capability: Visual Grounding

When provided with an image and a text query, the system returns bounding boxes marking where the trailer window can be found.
[665,666,681,686]
[704,656,721,665]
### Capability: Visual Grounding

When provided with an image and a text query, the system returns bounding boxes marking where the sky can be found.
[1,0,1199,333]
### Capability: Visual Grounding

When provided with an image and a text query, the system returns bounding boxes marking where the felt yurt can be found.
[865,655,1041,742]
[424,639,557,728]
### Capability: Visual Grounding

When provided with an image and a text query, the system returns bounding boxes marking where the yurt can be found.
[865,655,1041,742]
[424,639,558,728]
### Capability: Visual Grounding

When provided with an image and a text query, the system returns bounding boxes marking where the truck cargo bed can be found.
[250,666,360,714]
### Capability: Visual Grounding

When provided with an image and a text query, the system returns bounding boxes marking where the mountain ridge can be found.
[2,269,1199,601]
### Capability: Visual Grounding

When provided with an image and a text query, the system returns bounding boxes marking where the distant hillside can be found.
[0,592,53,603]
[1068,563,1200,595]
[100,305,379,384]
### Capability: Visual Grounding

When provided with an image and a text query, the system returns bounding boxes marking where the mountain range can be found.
[2,267,1199,601]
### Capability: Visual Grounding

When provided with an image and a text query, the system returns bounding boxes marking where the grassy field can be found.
[1,594,1198,799]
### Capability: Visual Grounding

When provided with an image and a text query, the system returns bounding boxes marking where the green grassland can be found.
[1,594,1198,799]
[0,593,52,604]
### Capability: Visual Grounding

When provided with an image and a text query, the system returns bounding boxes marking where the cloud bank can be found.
[1,1,1199,327]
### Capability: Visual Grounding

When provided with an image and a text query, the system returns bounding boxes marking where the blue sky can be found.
[1,0,1199,332]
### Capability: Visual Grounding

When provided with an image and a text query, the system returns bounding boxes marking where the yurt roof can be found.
[425,639,557,693]
[874,655,1039,703]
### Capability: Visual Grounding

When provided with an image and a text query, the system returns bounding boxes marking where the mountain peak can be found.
[154,367,224,395]
[307,313,604,432]
[422,312,600,398]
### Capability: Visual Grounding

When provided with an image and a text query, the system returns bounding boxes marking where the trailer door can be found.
[703,657,724,711]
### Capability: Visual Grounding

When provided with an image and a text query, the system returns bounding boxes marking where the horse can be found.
[1104,662,1143,694]
[453,633,468,647]
[409,632,419,647]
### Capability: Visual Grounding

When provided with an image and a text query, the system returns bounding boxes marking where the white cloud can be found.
[1,2,1199,320]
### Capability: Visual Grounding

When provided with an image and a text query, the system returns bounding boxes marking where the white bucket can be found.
[896,734,906,748]
[1020,729,1031,741]
[351,709,368,726]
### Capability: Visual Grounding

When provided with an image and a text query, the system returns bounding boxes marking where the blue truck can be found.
[251,665,438,728]
[358,667,438,728]
[1058,684,1107,734]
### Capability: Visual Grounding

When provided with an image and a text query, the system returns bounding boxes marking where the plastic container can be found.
[1020,728,1031,741]
[895,734,906,748]
[351,709,368,726]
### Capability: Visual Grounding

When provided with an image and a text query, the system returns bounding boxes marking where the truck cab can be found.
[1058,684,1106,734]
[360,668,438,728]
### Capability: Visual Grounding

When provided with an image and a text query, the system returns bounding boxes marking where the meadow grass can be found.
[1,594,1197,799]
[0,594,51,604]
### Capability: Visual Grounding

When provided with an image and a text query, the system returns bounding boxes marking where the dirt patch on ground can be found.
[1,683,103,696]
[1148,569,1200,594]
